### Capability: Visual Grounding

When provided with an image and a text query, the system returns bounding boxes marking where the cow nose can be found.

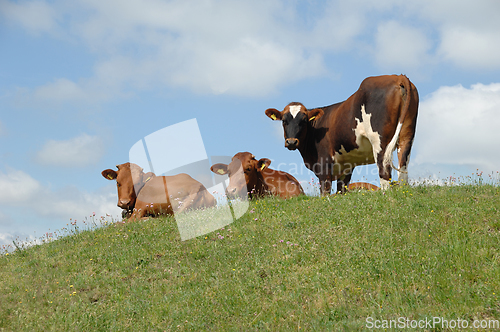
[285,138,299,150]
[118,199,131,208]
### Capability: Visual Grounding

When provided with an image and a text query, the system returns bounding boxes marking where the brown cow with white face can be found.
[210,152,303,199]
[265,75,418,194]
[102,162,216,221]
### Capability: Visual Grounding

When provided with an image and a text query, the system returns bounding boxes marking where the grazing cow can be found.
[347,182,379,191]
[102,162,216,221]
[210,152,304,199]
[265,74,418,193]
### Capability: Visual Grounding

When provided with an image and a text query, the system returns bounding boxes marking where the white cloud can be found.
[438,27,500,69]
[374,21,431,69]
[414,83,500,172]
[5,0,500,100]
[0,0,57,35]
[0,167,122,243]
[410,0,500,69]
[33,78,88,103]
[35,134,105,167]
[74,0,328,97]
[0,169,42,204]
[3,0,331,98]
[33,185,120,221]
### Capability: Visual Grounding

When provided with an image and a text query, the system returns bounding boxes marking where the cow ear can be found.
[308,108,324,122]
[142,172,154,183]
[102,169,117,180]
[211,164,228,175]
[257,158,271,172]
[265,108,282,121]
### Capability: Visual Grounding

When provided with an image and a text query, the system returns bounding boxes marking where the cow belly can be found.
[333,138,375,171]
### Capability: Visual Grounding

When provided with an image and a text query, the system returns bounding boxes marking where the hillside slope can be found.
[1,184,499,331]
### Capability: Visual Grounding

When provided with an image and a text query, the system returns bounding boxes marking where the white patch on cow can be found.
[289,105,301,118]
[329,105,382,178]
[380,178,390,190]
[383,122,402,169]
[354,105,382,161]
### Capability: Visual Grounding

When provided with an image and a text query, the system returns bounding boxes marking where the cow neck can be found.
[253,171,269,196]
[297,121,319,168]
[134,176,152,196]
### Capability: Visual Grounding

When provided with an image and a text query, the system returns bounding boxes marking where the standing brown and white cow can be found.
[210,152,303,199]
[265,75,418,194]
[102,162,216,221]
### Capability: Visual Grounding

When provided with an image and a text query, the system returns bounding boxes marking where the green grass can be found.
[1,184,499,331]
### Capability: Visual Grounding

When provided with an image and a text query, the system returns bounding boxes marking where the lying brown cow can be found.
[347,182,379,191]
[210,152,303,199]
[102,162,216,221]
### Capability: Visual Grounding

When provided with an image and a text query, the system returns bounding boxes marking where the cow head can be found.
[102,163,154,210]
[211,152,271,198]
[265,102,323,150]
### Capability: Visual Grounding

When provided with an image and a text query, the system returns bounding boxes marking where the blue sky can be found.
[1,0,500,247]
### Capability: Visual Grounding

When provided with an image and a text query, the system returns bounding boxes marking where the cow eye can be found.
[246,167,252,172]
[282,120,288,125]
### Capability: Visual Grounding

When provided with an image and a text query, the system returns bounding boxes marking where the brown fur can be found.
[265,75,418,194]
[211,152,303,199]
[102,163,216,221]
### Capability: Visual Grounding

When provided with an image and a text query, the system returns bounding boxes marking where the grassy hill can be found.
[1,183,499,331]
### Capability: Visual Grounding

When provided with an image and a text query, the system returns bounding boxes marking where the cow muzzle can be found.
[285,138,299,150]
[118,199,132,209]
[226,186,246,199]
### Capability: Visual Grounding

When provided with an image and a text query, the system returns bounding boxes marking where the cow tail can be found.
[383,75,412,173]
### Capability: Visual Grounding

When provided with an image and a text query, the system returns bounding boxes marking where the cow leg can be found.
[336,169,353,193]
[128,208,146,222]
[397,140,413,184]
[317,173,332,195]
[377,151,392,190]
